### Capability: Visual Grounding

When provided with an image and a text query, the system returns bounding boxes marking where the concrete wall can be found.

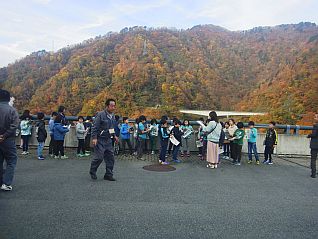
[18,126,311,156]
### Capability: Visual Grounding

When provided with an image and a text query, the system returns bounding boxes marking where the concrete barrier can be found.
[17,126,312,156]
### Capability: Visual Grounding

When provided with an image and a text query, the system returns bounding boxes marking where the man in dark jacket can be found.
[308,113,318,178]
[0,89,19,191]
[89,99,118,181]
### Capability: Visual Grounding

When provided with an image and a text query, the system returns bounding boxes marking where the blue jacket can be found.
[248,128,258,143]
[120,123,131,140]
[53,123,69,141]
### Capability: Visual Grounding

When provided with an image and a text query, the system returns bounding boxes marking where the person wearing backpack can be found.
[203,111,222,169]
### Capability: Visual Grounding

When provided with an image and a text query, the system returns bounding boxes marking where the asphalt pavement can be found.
[1,150,317,239]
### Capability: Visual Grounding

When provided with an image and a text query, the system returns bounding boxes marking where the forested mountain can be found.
[1,22,317,124]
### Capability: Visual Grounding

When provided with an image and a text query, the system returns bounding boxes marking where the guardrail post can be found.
[294,125,300,135]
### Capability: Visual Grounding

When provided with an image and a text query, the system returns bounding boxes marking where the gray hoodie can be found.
[76,122,86,139]
[0,102,19,140]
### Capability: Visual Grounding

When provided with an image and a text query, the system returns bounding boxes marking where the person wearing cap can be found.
[0,89,19,191]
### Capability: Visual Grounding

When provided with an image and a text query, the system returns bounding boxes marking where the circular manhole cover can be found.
[143,164,176,172]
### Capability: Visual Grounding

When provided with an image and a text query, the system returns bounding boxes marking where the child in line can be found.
[181,120,193,157]
[223,122,230,159]
[133,117,140,155]
[197,117,205,158]
[76,116,90,157]
[36,112,47,160]
[159,118,170,165]
[170,120,183,163]
[247,121,259,164]
[136,115,149,160]
[83,116,93,153]
[120,117,133,155]
[20,110,32,155]
[149,119,159,155]
[230,122,245,166]
[49,112,58,156]
[263,121,278,165]
[53,115,70,159]
[228,119,238,160]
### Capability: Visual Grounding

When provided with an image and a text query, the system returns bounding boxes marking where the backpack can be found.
[219,129,225,146]
[205,122,225,145]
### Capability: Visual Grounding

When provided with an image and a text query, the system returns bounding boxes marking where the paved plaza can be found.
[1,149,317,239]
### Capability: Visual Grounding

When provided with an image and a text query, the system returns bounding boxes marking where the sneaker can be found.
[256,161,260,165]
[310,174,316,178]
[268,162,273,165]
[247,160,252,164]
[235,162,241,166]
[151,151,155,155]
[84,153,90,156]
[77,154,84,157]
[104,175,116,181]
[21,151,27,155]
[25,151,29,155]
[173,159,181,163]
[89,172,97,180]
[158,160,163,164]
[60,155,69,159]
[54,156,59,159]
[38,156,45,160]
[214,164,218,169]
[263,160,269,164]
[197,154,202,157]
[161,161,169,165]
[50,154,54,157]
[1,184,12,191]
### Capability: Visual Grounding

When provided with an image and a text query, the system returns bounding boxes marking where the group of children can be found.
[118,114,278,168]
[19,106,94,160]
[18,108,278,167]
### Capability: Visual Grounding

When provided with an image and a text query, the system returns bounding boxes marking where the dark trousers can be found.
[248,142,259,161]
[160,138,169,162]
[122,139,133,154]
[54,140,65,156]
[21,135,30,152]
[149,136,157,152]
[172,145,180,161]
[137,138,145,158]
[264,145,274,162]
[49,135,54,155]
[229,141,235,159]
[311,149,318,176]
[202,140,207,159]
[168,141,174,154]
[85,134,91,151]
[223,143,230,156]
[233,143,242,163]
[90,147,114,177]
[0,139,17,186]
[77,139,86,154]
[198,146,203,155]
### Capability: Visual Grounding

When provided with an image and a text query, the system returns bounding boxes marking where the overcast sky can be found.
[0,0,317,67]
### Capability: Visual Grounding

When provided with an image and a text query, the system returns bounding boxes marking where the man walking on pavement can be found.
[89,99,118,181]
[308,112,318,178]
[0,89,19,191]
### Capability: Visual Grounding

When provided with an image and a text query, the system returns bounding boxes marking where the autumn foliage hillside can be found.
[0,22,317,124]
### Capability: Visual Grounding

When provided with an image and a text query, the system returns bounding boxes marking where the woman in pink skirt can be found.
[203,111,222,169]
